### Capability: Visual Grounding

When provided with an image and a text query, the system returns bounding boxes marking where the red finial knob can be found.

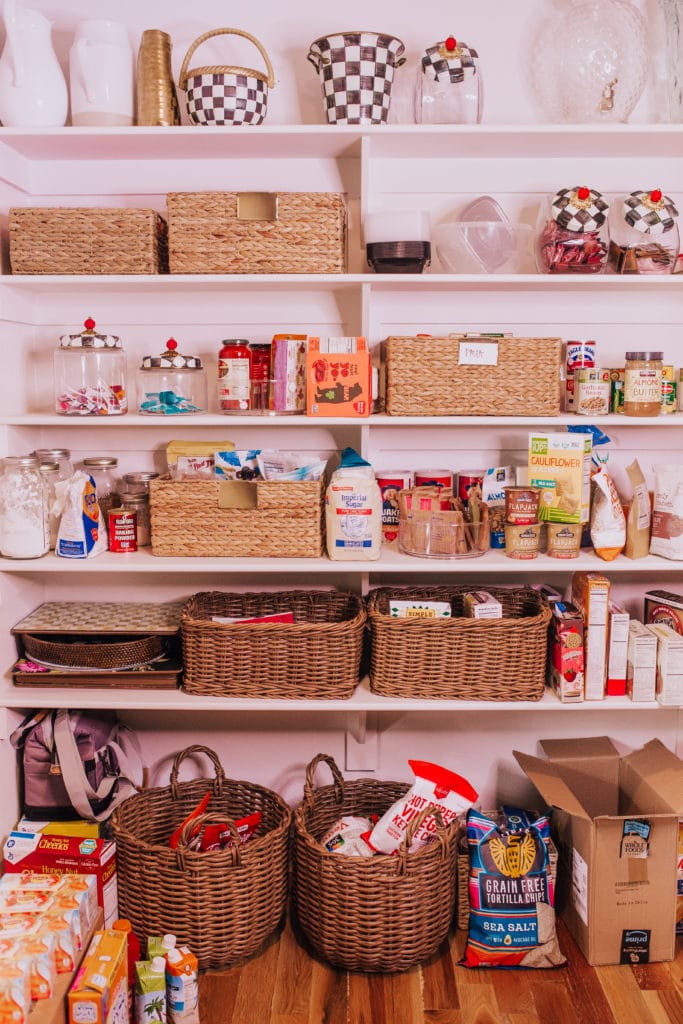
[84,317,96,330]
[445,35,457,50]
[577,186,590,201]
[650,189,663,203]
[166,338,178,351]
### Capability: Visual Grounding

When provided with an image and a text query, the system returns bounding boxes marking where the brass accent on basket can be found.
[236,192,278,221]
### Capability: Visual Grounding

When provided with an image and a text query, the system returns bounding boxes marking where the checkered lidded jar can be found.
[536,186,610,274]
[308,31,406,125]
[415,35,482,124]
[607,190,680,275]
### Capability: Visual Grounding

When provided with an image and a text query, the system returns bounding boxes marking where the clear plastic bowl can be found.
[434,221,533,274]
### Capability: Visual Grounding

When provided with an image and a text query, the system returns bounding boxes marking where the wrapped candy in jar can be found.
[54,318,127,415]
[414,34,482,124]
[537,186,609,273]
[608,190,679,275]
[138,338,207,415]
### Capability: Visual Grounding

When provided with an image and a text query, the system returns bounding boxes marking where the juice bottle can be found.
[218,338,251,411]
[135,957,167,1024]
[165,946,199,1024]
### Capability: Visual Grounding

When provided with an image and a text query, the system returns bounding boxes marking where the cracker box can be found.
[462,591,502,619]
[549,601,584,702]
[571,572,610,700]
[528,432,592,523]
[627,621,657,702]
[645,621,683,706]
[1,833,117,927]
[644,588,683,636]
[68,928,127,1024]
[607,602,630,697]
[306,336,371,417]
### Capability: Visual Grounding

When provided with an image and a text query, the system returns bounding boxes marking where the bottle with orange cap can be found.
[607,189,680,275]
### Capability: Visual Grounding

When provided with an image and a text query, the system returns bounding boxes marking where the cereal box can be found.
[627,621,657,702]
[571,572,610,700]
[606,602,629,696]
[306,336,371,417]
[549,601,584,703]
[645,622,683,706]
[528,432,592,523]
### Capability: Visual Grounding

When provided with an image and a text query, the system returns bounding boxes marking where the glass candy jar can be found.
[537,186,609,274]
[0,456,49,559]
[414,35,482,124]
[608,190,679,274]
[54,318,127,415]
[138,338,207,414]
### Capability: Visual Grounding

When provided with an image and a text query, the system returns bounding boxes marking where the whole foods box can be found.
[2,833,117,927]
[528,432,592,524]
[515,737,681,965]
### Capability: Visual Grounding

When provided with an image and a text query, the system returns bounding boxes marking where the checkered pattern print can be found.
[551,187,608,233]
[623,191,678,235]
[186,73,269,125]
[421,41,478,84]
[310,32,405,124]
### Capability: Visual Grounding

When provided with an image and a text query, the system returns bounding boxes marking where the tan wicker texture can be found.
[385,336,563,416]
[292,754,459,973]
[148,477,324,558]
[110,745,291,970]
[368,585,551,700]
[181,590,366,698]
[22,633,164,669]
[9,208,168,275]
[166,191,346,274]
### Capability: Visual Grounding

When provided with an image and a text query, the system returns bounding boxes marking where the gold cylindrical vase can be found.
[136,29,181,126]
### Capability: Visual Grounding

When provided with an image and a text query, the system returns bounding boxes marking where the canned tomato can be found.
[455,470,484,505]
[108,508,137,552]
[414,469,452,489]
[375,471,412,545]
[565,339,596,412]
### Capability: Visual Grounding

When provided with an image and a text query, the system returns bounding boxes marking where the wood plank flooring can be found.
[199,920,683,1024]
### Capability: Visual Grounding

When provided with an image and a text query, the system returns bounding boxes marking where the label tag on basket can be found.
[237,192,278,221]
[218,481,259,509]
[458,341,499,366]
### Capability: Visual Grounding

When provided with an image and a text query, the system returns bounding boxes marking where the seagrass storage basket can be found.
[148,477,324,558]
[368,585,551,700]
[110,745,291,970]
[384,335,563,416]
[9,208,168,274]
[181,590,366,698]
[292,754,460,972]
[166,191,346,274]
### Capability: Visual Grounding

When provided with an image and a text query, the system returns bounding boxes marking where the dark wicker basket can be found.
[368,585,551,700]
[110,745,291,970]
[181,590,366,698]
[291,754,459,973]
[22,632,164,669]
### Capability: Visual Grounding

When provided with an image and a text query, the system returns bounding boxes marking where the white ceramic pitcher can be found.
[0,0,67,126]
[69,19,134,126]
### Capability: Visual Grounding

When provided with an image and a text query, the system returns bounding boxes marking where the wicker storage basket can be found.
[21,633,163,670]
[110,745,291,970]
[368,585,551,700]
[181,590,366,698]
[148,477,324,558]
[166,191,346,274]
[9,208,168,275]
[384,336,563,416]
[292,754,459,972]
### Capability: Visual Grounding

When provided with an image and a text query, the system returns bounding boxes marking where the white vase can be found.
[0,0,67,127]
[69,19,134,127]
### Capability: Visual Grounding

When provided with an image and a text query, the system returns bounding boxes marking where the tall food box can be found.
[571,572,610,700]
[68,928,128,1024]
[528,432,592,523]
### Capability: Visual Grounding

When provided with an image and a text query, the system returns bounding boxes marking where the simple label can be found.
[572,847,589,925]
[458,341,498,366]
[620,929,651,964]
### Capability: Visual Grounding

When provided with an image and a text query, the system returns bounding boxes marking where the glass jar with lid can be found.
[54,317,127,415]
[608,190,679,274]
[138,338,207,414]
[623,351,663,417]
[537,186,609,273]
[81,456,120,518]
[122,471,159,495]
[32,448,73,480]
[0,456,49,559]
[414,35,482,124]
[38,460,60,549]
[120,491,150,547]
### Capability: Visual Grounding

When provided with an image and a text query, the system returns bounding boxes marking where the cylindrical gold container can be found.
[136,29,181,126]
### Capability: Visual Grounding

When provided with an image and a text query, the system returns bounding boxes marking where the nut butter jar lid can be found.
[625,351,663,361]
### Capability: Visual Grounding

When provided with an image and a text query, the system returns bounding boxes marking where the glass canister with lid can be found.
[120,491,150,546]
[537,186,609,273]
[38,460,60,549]
[608,190,679,274]
[138,338,207,414]
[32,448,73,480]
[81,456,120,518]
[0,456,49,559]
[414,34,482,124]
[623,351,664,416]
[54,317,127,415]
[122,471,159,495]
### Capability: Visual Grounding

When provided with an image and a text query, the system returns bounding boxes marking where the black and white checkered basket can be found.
[623,190,679,235]
[179,27,275,126]
[308,31,405,125]
[551,186,608,233]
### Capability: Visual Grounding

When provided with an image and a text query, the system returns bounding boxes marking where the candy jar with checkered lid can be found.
[137,338,207,414]
[54,317,127,415]
[536,186,609,274]
[607,190,680,275]
[414,35,481,124]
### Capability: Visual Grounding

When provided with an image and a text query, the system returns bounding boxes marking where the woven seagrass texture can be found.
[166,191,346,274]
[22,633,164,669]
[148,477,324,558]
[110,745,291,970]
[368,585,551,700]
[181,590,366,698]
[292,754,459,973]
[9,208,169,275]
[385,336,563,416]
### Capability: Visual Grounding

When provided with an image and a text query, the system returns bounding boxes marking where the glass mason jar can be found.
[138,338,207,414]
[38,460,60,549]
[120,491,150,546]
[33,448,73,480]
[608,190,679,274]
[537,186,609,273]
[0,456,49,559]
[54,317,127,415]
[81,456,119,518]
[414,35,482,124]
[122,471,159,495]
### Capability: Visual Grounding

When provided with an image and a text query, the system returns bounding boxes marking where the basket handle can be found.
[170,745,225,800]
[176,810,243,859]
[392,807,448,877]
[179,27,275,90]
[303,753,344,805]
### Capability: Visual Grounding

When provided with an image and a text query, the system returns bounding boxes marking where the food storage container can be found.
[414,34,481,124]
[81,456,120,518]
[138,338,207,414]
[0,456,49,559]
[54,317,127,415]
[608,190,679,274]
[537,187,609,274]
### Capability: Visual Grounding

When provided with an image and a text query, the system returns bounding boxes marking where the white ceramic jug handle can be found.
[73,36,95,103]
[3,0,22,88]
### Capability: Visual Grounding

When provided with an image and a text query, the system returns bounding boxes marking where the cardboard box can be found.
[571,572,610,700]
[549,601,584,703]
[2,834,117,927]
[645,622,683,706]
[627,621,657,702]
[463,591,503,619]
[306,336,371,417]
[643,588,683,635]
[515,737,681,965]
[68,928,127,1024]
[607,602,629,697]
[528,432,592,524]
[14,817,101,840]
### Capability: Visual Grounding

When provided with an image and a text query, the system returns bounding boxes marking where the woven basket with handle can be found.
[179,27,275,126]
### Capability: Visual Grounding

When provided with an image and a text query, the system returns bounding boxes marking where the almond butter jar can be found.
[623,351,663,417]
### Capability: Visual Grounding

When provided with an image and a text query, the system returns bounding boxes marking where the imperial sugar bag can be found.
[462,806,566,969]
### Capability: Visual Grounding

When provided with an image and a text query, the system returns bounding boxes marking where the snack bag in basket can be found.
[462,806,566,969]
[367,760,478,855]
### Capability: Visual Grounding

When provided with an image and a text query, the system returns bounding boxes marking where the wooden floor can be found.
[199,919,683,1024]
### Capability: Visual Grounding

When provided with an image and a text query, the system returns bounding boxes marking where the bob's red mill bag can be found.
[462,806,566,969]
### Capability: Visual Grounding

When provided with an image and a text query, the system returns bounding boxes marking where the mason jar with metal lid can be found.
[33,448,73,480]
[120,490,150,546]
[0,456,49,559]
[624,351,663,417]
[138,338,207,414]
[81,456,120,517]
[54,317,127,415]
[38,460,60,549]
[122,471,159,495]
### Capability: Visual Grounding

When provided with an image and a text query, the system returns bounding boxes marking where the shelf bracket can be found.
[345,711,378,772]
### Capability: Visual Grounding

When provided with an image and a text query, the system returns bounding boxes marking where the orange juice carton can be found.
[549,601,585,703]
[306,336,371,417]
[166,946,199,1024]
[68,928,128,1024]
[627,620,657,702]
[0,911,40,938]
[645,621,683,706]
[15,931,56,1001]
[0,961,30,1024]
[462,591,502,619]
[2,833,118,927]
[570,571,610,700]
[606,601,630,696]
[59,874,98,933]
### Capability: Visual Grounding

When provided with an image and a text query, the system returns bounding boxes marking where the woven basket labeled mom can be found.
[292,754,459,972]
[110,745,291,970]
[368,585,551,700]
[178,27,275,126]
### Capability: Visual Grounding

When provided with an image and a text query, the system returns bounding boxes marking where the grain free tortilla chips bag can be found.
[462,807,566,969]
